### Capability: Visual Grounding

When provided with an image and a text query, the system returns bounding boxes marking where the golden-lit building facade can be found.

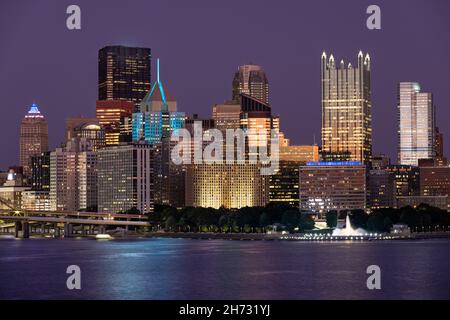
[185,163,268,209]
[321,51,372,163]
[96,100,133,145]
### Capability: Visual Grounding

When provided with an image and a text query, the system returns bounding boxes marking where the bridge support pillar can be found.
[15,221,30,239]
[98,225,106,234]
[64,223,73,238]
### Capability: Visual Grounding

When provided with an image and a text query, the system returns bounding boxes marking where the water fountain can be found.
[332,215,367,236]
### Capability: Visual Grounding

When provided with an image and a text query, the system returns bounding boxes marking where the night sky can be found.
[1,0,449,170]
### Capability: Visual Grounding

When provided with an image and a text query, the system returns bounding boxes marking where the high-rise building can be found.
[97,142,153,214]
[96,100,134,145]
[72,122,105,152]
[66,117,99,142]
[212,103,241,131]
[50,138,97,212]
[132,60,185,207]
[299,161,366,214]
[398,82,435,166]
[385,165,420,199]
[435,127,447,166]
[98,45,151,106]
[420,166,450,210]
[269,145,319,208]
[321,51,372,163]
[20,103,48,177]
[186,163,268,209]
[31,152,50,191]
[132,60,185,143]
[367,169,395,209]
[232,64,269,104]
[371,154,390,170]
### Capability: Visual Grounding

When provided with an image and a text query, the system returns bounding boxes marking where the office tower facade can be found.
[20,103,49,177]
[367,169,395,209]
[435,127,447,166]
[96,100,134,145]
[212,102,241,131]
[371,154,391,170]
[72,122,105,152]
[420,166,450,210]
[269,145,319,208]
[321,52,372,163]
[98,45,151,106]
[131,60,185,207]
[232,64,269,104]
[385,165,420,199]
[398,82,435,166]
[97,142,153,214]
[66,117,99,142]
[31,152,50,191]
[186,163,268,209]
[132,60,185,144]
[50,138,97,212]
[299,162,366,214]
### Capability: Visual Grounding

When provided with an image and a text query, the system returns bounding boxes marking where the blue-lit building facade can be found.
[132,59,186,207]
[132,59,185,143]
[299,161,366,215]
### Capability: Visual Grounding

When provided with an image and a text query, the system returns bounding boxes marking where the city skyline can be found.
[1,0,450,170]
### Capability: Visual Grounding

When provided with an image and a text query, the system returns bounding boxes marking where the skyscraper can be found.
[269,145,319,208]
[20,103,49,178]
[98,45,151,106]
[435,127,447,166]
[398,82,435,166]
[299,162,367,214]
[50,138,97,212]
[96,100,134,145]
[97,142,153,214]
[132,59,185,207]
[232,64,269,104]
[321,51,372,163]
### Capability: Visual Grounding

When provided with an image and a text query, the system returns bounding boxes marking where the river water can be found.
[0,237,449,299]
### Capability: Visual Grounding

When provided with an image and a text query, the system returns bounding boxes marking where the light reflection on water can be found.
[0,238,449,300]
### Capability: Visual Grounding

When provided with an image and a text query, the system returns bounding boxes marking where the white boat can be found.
[95,234,112,240]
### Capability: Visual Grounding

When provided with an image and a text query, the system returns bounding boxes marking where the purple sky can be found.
[1,0,450,170]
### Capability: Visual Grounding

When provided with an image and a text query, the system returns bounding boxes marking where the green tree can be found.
[299,214,315,231]
[326,210,338,228]
[165,216,177,231]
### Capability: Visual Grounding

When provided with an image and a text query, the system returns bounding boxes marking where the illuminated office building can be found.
[97,142,153,214]
[321,52,372,163]
[232,64,269,104]
[367,169,395,209]
[398,82,435,166]
[420,166,450,210]
[50,138,97,212]
[70,122,105,152]
[269,145,319,208]
[186,163,268,209]
[96,100,134,145]
[66,117,99,141]
[299,162,366,214]
[212,103,241,131]
[98,45,151,106]
[132,59,184,144]
[132,59,185,207]
[20,103,48,177]
[31,152,50,191]
[385,165,420,199]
